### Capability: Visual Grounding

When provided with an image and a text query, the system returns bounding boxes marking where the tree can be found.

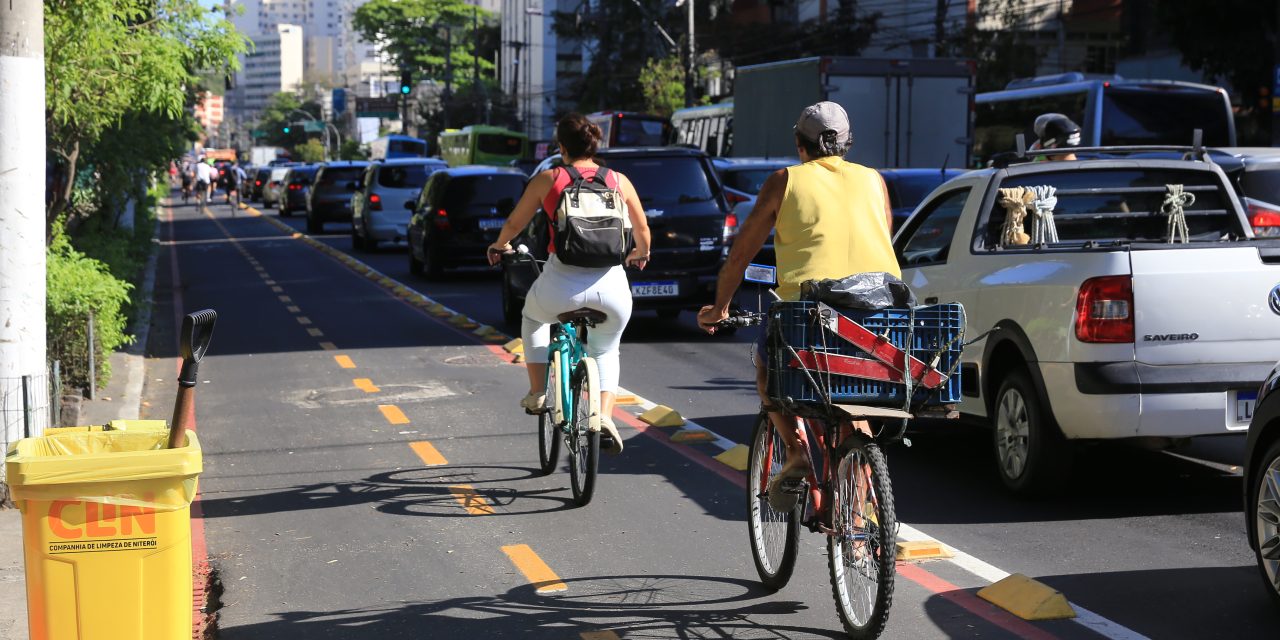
[338,140,368,161]
[553,0,673,113]
[296,139,327,163]
[44,0,248,232]
[254,92,324,149]
[638,57,685,118]
[940,0,1045,92]
[351,0,496,93]
[1153,1,1277,144]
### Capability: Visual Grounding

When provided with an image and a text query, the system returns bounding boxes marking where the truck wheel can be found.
[306,213,322,234]
[408,242,424,277]
[992,368,1072,495]
[1250,438,1280,607]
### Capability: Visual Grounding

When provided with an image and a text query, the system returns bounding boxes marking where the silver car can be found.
[351,158,448,251]
[262,166,292,207]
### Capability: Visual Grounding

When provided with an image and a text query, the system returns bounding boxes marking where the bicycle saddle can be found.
[557,308,608,325]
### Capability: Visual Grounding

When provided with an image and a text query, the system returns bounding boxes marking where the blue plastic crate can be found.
[767,301,964,407]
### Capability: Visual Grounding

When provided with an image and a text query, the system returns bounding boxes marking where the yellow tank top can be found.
[775,157,901,301]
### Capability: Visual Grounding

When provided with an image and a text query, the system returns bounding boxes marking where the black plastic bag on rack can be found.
[799,272,916,311]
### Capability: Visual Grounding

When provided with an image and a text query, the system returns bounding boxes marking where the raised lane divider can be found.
[977,573,1077,621]
[638,405,685,427]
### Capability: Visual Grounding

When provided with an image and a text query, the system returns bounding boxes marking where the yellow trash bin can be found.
[5,427,201,640]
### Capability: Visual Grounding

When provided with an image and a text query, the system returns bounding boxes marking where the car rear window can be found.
[600,156,716,207]
[378,165,433,189]
[983,168,1243,248]
[1101,88,1233,147]
[288,169,316,184]
[441,174,525,214]
[722,168,776,195]
[615,118,668,146]
[883,173,956,209]
[1241,166,1280,203]
[317,167,363,188]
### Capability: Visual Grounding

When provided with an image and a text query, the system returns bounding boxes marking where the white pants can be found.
[521,255,633,392]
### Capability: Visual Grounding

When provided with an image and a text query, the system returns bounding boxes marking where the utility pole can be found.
[0,0,49,442]
[934,0,947,57]
[685,0,695,107]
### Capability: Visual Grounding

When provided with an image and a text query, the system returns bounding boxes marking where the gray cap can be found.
[794,101,852,151]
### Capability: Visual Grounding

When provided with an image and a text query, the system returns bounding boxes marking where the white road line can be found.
[899,524,1151,640]
[614,386,739,451]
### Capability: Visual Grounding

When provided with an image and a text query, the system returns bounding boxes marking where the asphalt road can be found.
[140,193,1280,639]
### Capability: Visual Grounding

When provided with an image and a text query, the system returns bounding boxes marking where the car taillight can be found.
[369,193,382,210]
[289,184,300,191]
[255,180,262,186]
[723,212,739,243]
[433,208,449,230]
[1249,202,1280,237]
[725,191,749,206]
[1075,275,1133,343]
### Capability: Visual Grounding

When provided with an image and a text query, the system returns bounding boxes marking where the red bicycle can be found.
[721,298,965,639]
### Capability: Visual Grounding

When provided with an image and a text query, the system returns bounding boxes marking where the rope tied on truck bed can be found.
[1161,184,1194,244]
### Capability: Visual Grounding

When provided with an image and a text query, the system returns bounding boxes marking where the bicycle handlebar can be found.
[714,311,763,329]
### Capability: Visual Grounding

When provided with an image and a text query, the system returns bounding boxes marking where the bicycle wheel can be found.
[746,412,801,590]
[537,351,562,475]
[567,357,600,506]
[828,438,896,640]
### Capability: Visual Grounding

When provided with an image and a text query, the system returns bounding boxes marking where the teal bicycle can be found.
[504,249,606,507]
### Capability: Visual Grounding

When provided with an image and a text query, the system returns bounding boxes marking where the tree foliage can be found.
[46,223,133,392]
[45,0,248,230]
[296,139,327,163]
[940,0,1044,92]
[352,0,496,91]
[638,57,685,118]
[254,92,325,149]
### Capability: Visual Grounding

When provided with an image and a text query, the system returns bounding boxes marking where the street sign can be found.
[332,88,347,115]
[303,120,324,133]
[250,129,267,139]
[356,96,400,119]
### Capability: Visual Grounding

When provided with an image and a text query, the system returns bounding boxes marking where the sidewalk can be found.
[0,202,161,639]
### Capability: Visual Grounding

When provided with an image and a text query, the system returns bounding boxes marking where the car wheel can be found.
[422,237,445,280]
[280,204,290,218]
[1251,438,1280,606]
[306,213,322,234]
[350,226,362,251]
[361,222,379,252]
[501,271,522,328]
[408,241,425,276]
[992,368,1072,495]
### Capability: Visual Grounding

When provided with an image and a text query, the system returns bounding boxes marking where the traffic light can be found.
[283,125,291,134]
[399,70,412,95]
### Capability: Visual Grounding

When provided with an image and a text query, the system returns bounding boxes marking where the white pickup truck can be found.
[894,154,1279,494]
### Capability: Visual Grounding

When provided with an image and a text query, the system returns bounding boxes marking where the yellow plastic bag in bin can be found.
[6,428,202,640]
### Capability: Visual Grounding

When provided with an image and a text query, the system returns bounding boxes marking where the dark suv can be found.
[278,165,317,218]
[500,146,731,325]
[407,167,527,279]
[306,161,369,233]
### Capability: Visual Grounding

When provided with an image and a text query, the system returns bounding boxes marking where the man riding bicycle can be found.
[194,158,217,205]
[696,101,901,505]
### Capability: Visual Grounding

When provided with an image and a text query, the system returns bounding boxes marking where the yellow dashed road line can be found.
[296,316,312,325]
[334,355,356,369]
[286,305,301,313]
[353,378,380,393]
[378,404,410,425]
[319,341,338,351]
[409,441,448,466]
[448,484,495,515]
[501,544,567,593]
[579,632,621,640]
[306,328,324,337]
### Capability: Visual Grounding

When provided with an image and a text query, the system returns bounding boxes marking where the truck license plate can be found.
[1236,390,1258,424]
[631,282,678,298]
[478,218,505,230]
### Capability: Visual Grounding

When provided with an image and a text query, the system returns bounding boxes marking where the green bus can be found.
[438,125,528,167]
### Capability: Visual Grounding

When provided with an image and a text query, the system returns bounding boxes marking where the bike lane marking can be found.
[246,206,1149,639]
[448,485,496,515]
[408,441,448,466]
[334,355,356,369]
[378,404,410,425]
[353,378,380,393]
[501,544,568,593]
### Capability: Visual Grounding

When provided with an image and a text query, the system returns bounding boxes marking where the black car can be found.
[407,166,527,279]
[1244,362,1280,607]
[248,167,272,202]
[278,165,317,218]
[500,146,732,325]
[306,161,369,233]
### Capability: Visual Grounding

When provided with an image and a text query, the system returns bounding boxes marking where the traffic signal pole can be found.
[0,0,49,442]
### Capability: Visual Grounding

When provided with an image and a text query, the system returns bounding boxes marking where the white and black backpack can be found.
[552,166,632,268]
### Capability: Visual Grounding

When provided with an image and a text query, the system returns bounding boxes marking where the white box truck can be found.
[733,57,974,168]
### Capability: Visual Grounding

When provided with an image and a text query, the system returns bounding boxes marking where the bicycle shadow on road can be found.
[919,565,1280,640]
[217,573,845,640]
[198,464,580,520]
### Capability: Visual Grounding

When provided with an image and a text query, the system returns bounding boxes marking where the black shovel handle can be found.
[177,309,217,387]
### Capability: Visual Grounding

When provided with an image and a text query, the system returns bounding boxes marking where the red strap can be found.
[823,308,949,389]
[789,350,944,389]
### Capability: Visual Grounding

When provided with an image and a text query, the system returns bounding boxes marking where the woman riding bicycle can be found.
[696,101,900,501]
[487,113,652,454]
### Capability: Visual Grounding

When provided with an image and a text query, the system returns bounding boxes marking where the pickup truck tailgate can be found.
[1130,246,1280,365]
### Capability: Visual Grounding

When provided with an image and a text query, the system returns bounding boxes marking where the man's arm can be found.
[879,173,893,230]
[698,168,786,328]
